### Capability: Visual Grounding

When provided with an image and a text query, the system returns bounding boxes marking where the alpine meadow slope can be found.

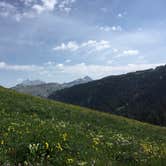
[49,65,166,126]
[0,87,166,165]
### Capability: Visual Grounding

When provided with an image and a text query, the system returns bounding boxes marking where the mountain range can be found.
[49,65,166,126]
[12,76,92,98]
[19,79,46,86]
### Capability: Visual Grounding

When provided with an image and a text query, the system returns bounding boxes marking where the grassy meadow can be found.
[0,87,166,165]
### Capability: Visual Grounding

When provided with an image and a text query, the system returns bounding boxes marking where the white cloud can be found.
[44,61,56,65]
[81,40,111,51]
[99,26,122,32]
[53,40,111,52]
[93,40,111,51]
[0,0,77,21]
[0,1,38,21]
[0,2,15,11]
[116,49,139,58]
[0,2,16,17]
[111,26,122,32]
[32,0,58,14]
[58,0,76,13]
[123,50,139,56]
[117,12,127,18]
[43,0,58,10]
[20,0,35,6]
[65,59,71,63]
[53,41,79,51]
[0,61,43,71]
[0,62,6,68]
[118,13,123,18]
[56,63,64,68]
[63,7,71,13]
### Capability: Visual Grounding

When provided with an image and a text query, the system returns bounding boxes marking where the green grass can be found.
[0,87,166,165]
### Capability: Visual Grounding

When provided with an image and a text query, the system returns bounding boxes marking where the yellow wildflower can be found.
[56,143,63,151]
[140,143,153,154]
[62,133,68,141]
[66,158,74,164]
[1,140,4,145]
[92,138,100,146]
[45,142,49,149]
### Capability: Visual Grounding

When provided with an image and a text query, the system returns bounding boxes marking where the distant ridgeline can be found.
[49,65,166,126]
[12,76,93,98]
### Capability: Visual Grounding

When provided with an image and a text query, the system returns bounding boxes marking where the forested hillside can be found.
[49,65,166,126]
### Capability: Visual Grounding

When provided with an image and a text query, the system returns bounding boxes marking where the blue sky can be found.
[0,0,166,87]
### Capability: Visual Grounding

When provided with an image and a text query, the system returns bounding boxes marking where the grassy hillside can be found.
[0,87,166,165]
[49,65,166,126]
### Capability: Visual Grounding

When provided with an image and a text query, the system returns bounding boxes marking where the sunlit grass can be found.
[0,87,166,165]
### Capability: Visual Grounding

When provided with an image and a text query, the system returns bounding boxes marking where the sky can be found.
[0,0,166,87]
